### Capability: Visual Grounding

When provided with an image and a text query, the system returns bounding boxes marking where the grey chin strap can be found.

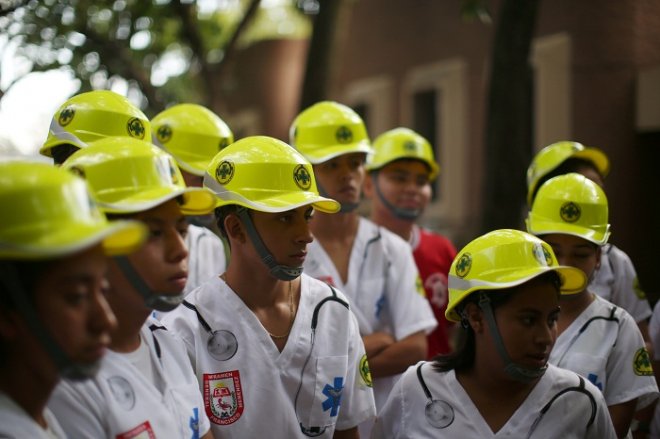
[114,256,184,312]
[317,182,359,213]
[235,207,302,281]
[0,264,100,381]
[372,171,421,221]
[478,293,547,383]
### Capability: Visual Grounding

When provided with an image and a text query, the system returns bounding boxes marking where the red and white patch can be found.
[116,421,155,439]
[204,370,244,425]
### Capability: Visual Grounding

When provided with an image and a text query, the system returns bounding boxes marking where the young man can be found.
[0,162,145,437]
[162,136,376,438]
[364,127,457,358]
[289,102,437,436]
[40,90,151,165]
[151,103,233,293]
[49,138,217,438]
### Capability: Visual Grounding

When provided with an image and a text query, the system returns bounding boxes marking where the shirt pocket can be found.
[562,352,608,393]
[304,355,348,431]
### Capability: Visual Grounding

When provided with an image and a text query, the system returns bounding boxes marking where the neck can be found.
[0,359,58,428]
[311,211,360,241]
[370,212,415,242]
[223,264,296,310]
[109,308,150,353]
[558,290,594,331]
[458,361,536,401]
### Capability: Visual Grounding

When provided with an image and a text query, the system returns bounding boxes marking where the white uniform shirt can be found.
[161,274,376,439]
[303,217,437,410]
[185,224,227,295]
[550,295,658,410]
[591,244,652,323]
[48,318,211,439]
[372,361,616,439]
[0,393,66,439]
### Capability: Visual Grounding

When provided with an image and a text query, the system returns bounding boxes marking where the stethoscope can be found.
[183,284,351,437]
[293,284,350,437]
[416,362,597,436]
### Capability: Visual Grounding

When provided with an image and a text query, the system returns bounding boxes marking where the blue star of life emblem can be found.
[322,377,344,417]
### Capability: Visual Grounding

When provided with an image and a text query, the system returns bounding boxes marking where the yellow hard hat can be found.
[62,137,216,216]
[526,141,610,205]
[205,136,340,213]
[366,127,439,180]
[151,103,234,177]
[40,90,151,158]
[0,162,147,259]
[526,173,610,245]
[445,229,586,322]
[289,101,372,164]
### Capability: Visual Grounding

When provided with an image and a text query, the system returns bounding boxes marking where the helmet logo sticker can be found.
[293,164,311,190]
[127,117,146,139]
[560,202,581,223]
[156,124,172,143]
[68,165,86,179]
[168,159,180,184]
[533,243,552,267]
[336,126,353,144]
[455,253,472,278]
[219,138,230,151]
[59,106,75,127]
[403,141,418,152]
[216,160,234,185]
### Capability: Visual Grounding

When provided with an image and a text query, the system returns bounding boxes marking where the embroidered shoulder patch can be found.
[359,354,373,388]
[633,348,654,376]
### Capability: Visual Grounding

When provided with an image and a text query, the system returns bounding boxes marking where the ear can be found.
[595,246,602,270]
[463,302,485,334]
[362,173,375,199]
[224,214,246,244]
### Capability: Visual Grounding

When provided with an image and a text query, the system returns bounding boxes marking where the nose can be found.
[166,227,189,263]
[534,320,556,350]
[90,283,118,334]
[295,217,314,245]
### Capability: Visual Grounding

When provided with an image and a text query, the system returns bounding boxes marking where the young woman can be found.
[527,172,658,437]
[162,136,376,438]
[48,137,218,438]
[373,229,616,438]
[363,127,457,359]
[0,162,145,437]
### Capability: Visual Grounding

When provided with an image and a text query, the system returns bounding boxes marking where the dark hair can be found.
[432,271,560,373]
[51,144,80,165]
[0,260,49,310]
[531,158,600,203]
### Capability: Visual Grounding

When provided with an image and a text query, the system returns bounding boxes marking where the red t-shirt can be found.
[411,225,457,358]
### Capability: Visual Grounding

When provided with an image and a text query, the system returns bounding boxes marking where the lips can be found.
[169,272,188,290]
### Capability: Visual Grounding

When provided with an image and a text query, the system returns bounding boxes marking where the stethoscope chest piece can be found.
[425,399,454,428]
[207,329,238,361]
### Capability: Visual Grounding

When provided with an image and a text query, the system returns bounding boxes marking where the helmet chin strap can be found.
[316,182,359,213]
[113,257,184,312]
[236,207,302,281]
[478,293,547,383]
[0,264,100,381]
[372,172,421,221]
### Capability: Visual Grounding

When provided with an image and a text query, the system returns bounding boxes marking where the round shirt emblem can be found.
[215,160,234,185]
[108,376,136,410]
[156,124,172,143]
[455,253,472,278]
[58,107,75,127]
[633,348,653,376]
[127,117,146,139]
[293,164,312,190]
[560,202,581,223]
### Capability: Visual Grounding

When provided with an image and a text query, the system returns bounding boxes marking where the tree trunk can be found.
[481,0,540,233]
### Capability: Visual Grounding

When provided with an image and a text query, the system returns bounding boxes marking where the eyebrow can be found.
[141,216,188,226]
